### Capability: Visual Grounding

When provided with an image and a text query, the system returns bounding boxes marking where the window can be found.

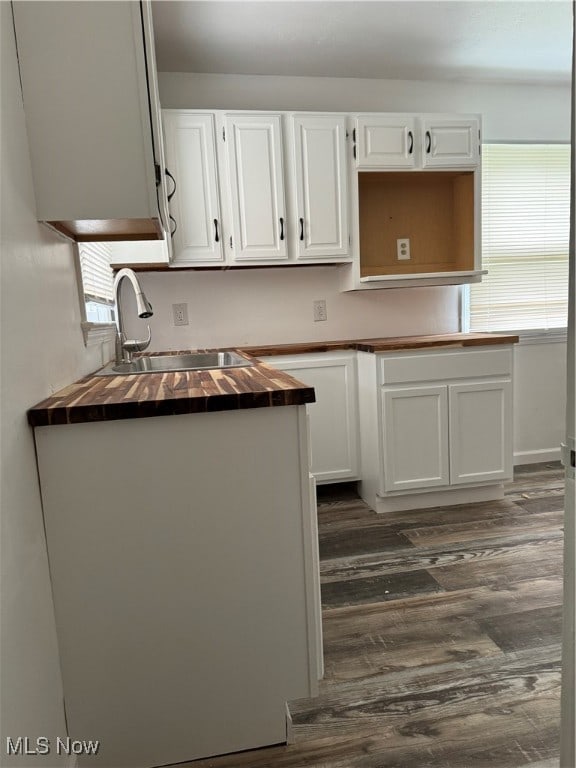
[465,143,570,335]
[78,242,116,324]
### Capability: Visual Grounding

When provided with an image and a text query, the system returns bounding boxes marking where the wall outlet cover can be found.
[172,303,189,326]
[313,299,328,322]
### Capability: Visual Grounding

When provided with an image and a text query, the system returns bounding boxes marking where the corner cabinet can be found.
[13,1,170,245]
[163,110,351,267]
[341,112,483,291]
[357,345,514,513]
[260,352,359,483]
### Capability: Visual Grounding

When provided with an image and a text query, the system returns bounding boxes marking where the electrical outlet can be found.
[313,299,327,322]
[172,303,189,326]
[397,238,411,260]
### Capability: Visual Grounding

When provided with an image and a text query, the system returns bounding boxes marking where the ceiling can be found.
[151,1,572,84]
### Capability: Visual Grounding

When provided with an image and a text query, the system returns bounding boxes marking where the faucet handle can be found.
[123,325,152,353]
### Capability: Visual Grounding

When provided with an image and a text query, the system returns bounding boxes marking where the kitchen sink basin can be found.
[96,351,254,376]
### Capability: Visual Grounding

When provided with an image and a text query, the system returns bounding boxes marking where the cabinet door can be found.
[162,112,224,264]
[381,385,449,492]
[226,114,287,261]
[264,354,359,482]
[141,3,171,259]
[292,115,349,259]
[355,115,417,169]
[449,380,513,485]
[420,118,480,168]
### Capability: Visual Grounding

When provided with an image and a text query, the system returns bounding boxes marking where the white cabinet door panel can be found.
[421,118,480,168]
[381,385,449,492]
[163,112,223,264]
[355,115,417,168]
[293,115,348,258]
[449,380,513,484]
[226,114,287,261]
[264,354,359,482]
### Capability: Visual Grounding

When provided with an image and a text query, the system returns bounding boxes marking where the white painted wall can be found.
[123,267,459,349]
[0,8,110,765]
[513,342,567,464]
[127,71,569,462]
[158,72,571,142]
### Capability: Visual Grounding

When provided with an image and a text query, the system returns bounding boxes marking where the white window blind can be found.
[79,243,115,305]
[469,143,570,332]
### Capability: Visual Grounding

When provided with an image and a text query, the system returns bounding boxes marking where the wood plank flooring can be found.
[181,463,564,768]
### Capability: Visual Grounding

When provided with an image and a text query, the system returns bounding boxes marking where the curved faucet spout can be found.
[113,268,154,364]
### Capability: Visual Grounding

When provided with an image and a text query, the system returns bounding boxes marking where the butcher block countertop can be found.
[27,334,518,427]
[243,332,519,357]
[27,352,315,427]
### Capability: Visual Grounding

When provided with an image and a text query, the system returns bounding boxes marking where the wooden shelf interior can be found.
[47,218,164,243]
[358,171,475,276]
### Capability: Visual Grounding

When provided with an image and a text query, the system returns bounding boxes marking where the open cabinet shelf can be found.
[358,171,476,277]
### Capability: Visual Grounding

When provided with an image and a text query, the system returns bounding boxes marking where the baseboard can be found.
[285,702,294,745]
[514,448,562,466]
[373,483,505,513]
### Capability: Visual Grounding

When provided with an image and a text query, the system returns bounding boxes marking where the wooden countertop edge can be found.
[242,333,520,357]
[27,358,316,428]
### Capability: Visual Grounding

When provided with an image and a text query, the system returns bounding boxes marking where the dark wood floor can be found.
[186,463,564,768]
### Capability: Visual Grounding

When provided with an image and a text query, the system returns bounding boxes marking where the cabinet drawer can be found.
[379,347,513,385]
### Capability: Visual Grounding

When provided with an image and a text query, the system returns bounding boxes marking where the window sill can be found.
[81,322,116,347]
[514,328,568,345]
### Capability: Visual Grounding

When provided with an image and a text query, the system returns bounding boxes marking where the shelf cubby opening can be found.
[358,171,475,277]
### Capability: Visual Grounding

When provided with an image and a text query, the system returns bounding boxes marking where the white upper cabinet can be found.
[225,114,288,261]
[353,114,479,171]
[159,109,480,274]
[12,1,168,244]
[292,115,349,259]
[355,115,417,169]
[421,117,480,168]
[162,112,224,265]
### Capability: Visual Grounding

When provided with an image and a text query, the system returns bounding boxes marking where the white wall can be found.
[124,268,459,350]
[0,7,109,764]
[158,72,571,141]
[139,71,570,462]
[513,341,567,464]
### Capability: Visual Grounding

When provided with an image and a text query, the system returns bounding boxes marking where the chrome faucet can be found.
[113,268,154,365]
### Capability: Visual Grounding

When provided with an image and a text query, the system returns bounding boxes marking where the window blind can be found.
[469,143,570,332]
[79,243,115,305]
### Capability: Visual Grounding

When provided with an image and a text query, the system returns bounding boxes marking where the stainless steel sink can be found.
[95,351,254,376]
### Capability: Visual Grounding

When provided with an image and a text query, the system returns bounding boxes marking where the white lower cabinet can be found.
[261,352,359,483]
[381,385,449,492]
[449,380,513,484]
[359,346,515,512]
